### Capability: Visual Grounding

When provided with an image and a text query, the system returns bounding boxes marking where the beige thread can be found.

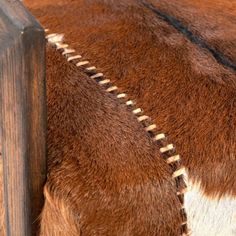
[137,115,149,122]
[126,100,134,106]
[56,43,69,50]
[86,66,96,71]
[172,167,185,178]
[99,79,110,85]
[76,61,89,67]
[145,124,156,132]
[117,93,127,98]
[45,30,189,235]
[62,49,76,55]
[166,154,180,164]
[132,108,142,114]
[91,73,104,79]
[67,55,82,61]
[46,33,58,39]
[153,133,165,141]
[106,86,118,92]
[160,144,174,153]
[48,34,64,44]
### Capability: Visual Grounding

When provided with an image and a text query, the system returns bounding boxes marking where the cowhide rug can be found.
[1,0,236,235]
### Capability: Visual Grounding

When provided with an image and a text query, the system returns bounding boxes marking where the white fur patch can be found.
[184,175,236,236]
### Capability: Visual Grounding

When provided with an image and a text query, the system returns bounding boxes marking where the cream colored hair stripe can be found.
[56,43,68,50]
[106,86,118,92]
[99,79,110,85]
[86,66,96,71]
[145,124,156,132]
[117,93,126,98]
[166,154,180,164]
[137,115,149,122]
[91,73,104,79]
[62,49,76,55]
[132,108,142,114]
[67,55,82,61]
[160,144,174,153]
[126,100,134,106]
[153,133,165,141]
[45,29,49,32]
[172,167,185,178]
[76,61,89,67]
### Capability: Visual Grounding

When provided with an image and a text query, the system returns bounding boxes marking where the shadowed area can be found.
[141,0,236,71]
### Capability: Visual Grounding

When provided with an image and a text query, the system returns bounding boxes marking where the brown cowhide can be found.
[0,0,235,235]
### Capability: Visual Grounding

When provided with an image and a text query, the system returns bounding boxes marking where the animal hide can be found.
[1,0,236,235]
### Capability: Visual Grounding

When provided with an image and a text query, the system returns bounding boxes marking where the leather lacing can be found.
[45,30,190,235]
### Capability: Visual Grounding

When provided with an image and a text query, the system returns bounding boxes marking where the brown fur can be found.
[25,0,236,197]
[0,34,184,235]
[1,0,236,234]
[39,45,183,235]
[147,0,236,64]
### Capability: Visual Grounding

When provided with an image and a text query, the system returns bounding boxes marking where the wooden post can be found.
[0,0,46,235]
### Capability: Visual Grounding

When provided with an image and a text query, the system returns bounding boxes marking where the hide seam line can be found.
[45,30,190,235]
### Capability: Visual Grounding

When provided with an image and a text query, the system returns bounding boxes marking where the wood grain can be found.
[0,0,46,235]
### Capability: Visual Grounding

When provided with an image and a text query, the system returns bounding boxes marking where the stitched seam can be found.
[45,30,190,235]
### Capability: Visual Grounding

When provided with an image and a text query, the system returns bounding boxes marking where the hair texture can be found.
[0,34,185,235]
[25,0,236,197]
[39,44,184,235]
[0,0,235,234]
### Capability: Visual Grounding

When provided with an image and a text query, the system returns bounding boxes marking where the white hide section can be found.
[184,174,236,236]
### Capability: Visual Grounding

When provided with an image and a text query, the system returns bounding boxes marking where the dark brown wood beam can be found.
[0,0,46,235]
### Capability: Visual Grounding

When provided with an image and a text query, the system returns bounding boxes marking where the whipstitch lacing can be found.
[45,30,190,235]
